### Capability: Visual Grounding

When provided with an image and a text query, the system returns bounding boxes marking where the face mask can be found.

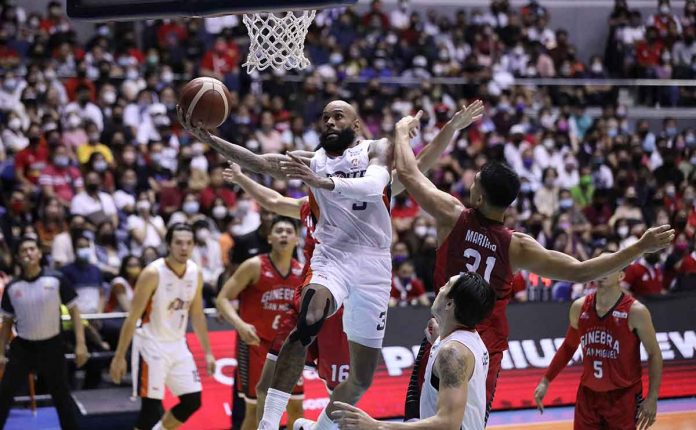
[666,127,678,137]
[183,201,200,214]
[521,182,532,194]
[645,254,661,265]
[607,128,618,138]
[523,158,534,169]
[126,68,139,80]
[86,183,99,193]
[161,71,174,83]
[76,247,91,261]
[544,177,555,187]
[543,139,554,149]
[126,267,141,278]
[329,53,343,65]
[399,276,412,285]
[393,255,408,266]
[660,5,670,14]
[617,225,629,238]
[591,63,603,73]
[8,118,21,130]
[89,133,100,143]
[136,200,151,212]
[559,198,573,210]
[150,153,162,165]
[67,115,81,128]
[414,225,427,237]
[3,78,17,92]
[212,205,227,219]
[102,91,116,105]
[196,229,210,241]
[54,155,69,167]
[94,160,108,172]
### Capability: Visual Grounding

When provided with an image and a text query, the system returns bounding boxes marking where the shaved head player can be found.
[393,112,675,425]
[179,100,484,430]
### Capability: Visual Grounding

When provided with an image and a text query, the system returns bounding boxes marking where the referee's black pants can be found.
[0,335,79,429]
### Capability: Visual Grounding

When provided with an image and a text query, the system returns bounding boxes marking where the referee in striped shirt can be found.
[0,236,89,429]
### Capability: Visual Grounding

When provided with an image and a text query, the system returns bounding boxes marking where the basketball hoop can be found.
[241,0,357,74]
[242,10,317,73]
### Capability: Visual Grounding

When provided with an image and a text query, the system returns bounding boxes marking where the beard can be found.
[319,127,356,154]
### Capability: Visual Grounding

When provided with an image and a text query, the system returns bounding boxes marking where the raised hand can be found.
[448,100,485,131]
[222,162,243,184]
[177,104,214,144]
[638,225,676,254]
[396,110,424,139]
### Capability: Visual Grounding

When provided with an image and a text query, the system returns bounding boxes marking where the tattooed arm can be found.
[333,342,474,430]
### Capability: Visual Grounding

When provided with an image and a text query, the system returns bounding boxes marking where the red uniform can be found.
[574,292,643,429]
[408,208,514,420]
[237,254,304,402]
[622,259,664,297]
[268,201,351,391]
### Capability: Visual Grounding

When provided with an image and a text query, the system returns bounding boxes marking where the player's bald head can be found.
[323,100,358,120]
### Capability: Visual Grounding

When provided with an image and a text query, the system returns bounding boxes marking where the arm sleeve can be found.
[331,164,391,202]
[545,326,581,382]
[59,275,79,308]
[0,286,14,316]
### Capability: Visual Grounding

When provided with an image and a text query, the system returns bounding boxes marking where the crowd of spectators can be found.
[0,0,694,378]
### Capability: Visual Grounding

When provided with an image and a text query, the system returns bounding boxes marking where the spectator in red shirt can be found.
[390,260,429,307]
[156,19,187,50]
[39,143,83,208]
[391,193,420,233]
[63,65,97,103]
[362,0,390,29]
[636,27,664,69]
[39,1,72,36]
[621,253,665,297]
[200,36,239,80]
[199,166,237,212]
[14,123,49,193]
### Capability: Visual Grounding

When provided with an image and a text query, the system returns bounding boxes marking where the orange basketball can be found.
[179,77,233,129]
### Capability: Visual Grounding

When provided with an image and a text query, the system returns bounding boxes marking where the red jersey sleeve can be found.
[545,326,580,382]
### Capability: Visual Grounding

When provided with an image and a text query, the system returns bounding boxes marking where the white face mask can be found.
[94,160,108,172]
[617,225,629,238]
[414,225,427,237]
[76,247,91,261]
[237,200,251,212]
[102,91,116,105]
[67,115,81,128]
[136,200,151,212]
[183,201,200,214]
[196,229,210,242]
[8,117,21,130]
[212,205,227,219]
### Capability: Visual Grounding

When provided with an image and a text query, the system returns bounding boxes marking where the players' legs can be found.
[286,398,304,430]
[159,391,202,429]
[135,397,165,430]
[259,284,336,429]
[255,358,276,423]
[574,385,603,430]
[485,350,504,425]
[0,339,33,427]
[604,383,642,430]
[269,284,335,393]
[323,341,380,416]
[241,401,257,430]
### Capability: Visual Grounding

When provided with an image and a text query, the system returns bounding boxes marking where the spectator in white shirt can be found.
[70,171,118,228]
[557,155,580,190]
[127,191,165,257]
[64,86,103,132]
[389,0,411,30]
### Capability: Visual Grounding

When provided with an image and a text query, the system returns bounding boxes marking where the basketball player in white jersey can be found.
[110,223,216,430]
[331,272,495,430]
[179,100,483,430]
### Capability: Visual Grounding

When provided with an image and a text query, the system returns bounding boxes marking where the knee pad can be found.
[288,289,330,347]
[171,392,202,423]
[136,397,163,430]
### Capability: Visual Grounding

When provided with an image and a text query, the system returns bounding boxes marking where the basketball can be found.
[179,77,233,129]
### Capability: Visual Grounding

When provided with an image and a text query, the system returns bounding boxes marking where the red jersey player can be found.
[216,216,305,430]
[533,263,663,430]
[393,112,675,423]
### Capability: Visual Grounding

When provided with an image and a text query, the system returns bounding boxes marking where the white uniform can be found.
[420,330,489,430]
[308,140,392,348]
[132,258,202,399]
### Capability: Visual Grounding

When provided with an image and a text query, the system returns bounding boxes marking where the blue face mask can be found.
[393,255,408,266]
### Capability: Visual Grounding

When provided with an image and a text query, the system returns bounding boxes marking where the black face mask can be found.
[86,183,99,193]
[319,127,356,154]
[644,254,660,265]
[29,136,40,145]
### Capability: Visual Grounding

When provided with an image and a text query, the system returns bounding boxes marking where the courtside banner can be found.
[167,293,696,429]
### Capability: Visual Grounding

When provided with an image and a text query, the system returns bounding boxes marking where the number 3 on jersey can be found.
[463,248,496,282]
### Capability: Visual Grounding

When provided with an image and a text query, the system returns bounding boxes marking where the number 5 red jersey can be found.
[578,292,642,392]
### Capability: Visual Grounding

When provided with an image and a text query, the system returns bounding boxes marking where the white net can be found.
[242,10,317,73]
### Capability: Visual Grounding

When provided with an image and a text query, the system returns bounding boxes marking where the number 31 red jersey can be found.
[578,292,642,392]
[238,254,304,342]
[434,208,514,353]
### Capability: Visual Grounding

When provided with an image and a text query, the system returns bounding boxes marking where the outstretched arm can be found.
[332,342,473,430]
[177,105,311,180]
[391,101,484,196]
[631,303,662,430]
[393,112,464,232]
[223,163,304,219]
[510,226,675,283]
